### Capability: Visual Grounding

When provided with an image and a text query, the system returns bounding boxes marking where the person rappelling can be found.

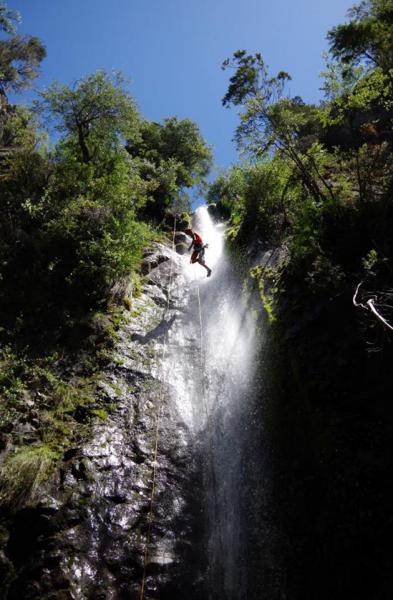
[185,228,212,277]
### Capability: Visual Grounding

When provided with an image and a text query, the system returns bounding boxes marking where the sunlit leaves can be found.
[126,116,212,217]
[222,50,291,108]
[0,34,46,93]
[320,52,365,100]
[327,0,393,71]
[37,71,139,164]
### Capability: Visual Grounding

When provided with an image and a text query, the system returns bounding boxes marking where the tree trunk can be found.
[77,122,90,163]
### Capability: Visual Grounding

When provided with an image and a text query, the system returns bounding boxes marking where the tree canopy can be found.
[0,3,212,343]
[214,0,393,341]
[38,72,139,164]
[0,2,45,95]
[327,0,393,71]
[127,116,212,219]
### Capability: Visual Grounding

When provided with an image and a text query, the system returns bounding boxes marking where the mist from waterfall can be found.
[165,206,259,599]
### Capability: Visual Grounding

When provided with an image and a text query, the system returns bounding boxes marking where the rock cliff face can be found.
[1,242,206,600]
[1,208,277,600]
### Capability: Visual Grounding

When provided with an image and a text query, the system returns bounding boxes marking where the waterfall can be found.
[1,205,270,600]
[164,206,258,599]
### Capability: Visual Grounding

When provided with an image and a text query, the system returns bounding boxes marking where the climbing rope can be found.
[139,216,177,600]
[195,271,227,589]
[139,221,221,598]
[195,280,220,520]
[196,280,204,368]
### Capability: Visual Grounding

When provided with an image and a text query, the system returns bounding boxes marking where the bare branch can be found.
[353,281,367,309]
[367,299,393,332]
[353,281,393,332]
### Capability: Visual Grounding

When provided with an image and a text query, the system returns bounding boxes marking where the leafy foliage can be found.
[0,68,211,343]
[0,2,20,35]
[222,52,335,205]
[127,117,212,219]
[38,71,139,163]
[0,1,213,516]
[0,4,46,94]
[327,0,393,71]
[219,16,393,595]
[216,0,393,336]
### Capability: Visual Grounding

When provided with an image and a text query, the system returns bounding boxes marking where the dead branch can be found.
[367,299,393,332]
[353,281,393,332]
[353,281,367,309]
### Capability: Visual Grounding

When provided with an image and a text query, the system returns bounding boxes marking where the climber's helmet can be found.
[184,228,193,236]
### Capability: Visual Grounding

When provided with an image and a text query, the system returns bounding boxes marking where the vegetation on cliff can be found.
[2,0,393,596]
[213,0,393,338]
[0,1,211,510]
[212,1,393,597]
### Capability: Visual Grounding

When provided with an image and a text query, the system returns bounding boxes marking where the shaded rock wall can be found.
[251,251,393,600]
[0,243,206,600]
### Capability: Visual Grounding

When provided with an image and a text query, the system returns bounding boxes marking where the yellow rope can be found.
[139,222,220,598]
[139,216,177,600]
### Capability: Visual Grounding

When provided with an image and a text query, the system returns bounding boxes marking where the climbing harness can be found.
[200,243,210,261]
[198,244,208,261]
[139,216,177,600]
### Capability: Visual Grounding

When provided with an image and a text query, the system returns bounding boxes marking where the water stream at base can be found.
[164,206,260,599]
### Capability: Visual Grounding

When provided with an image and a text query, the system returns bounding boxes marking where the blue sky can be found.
[12,0,353,179]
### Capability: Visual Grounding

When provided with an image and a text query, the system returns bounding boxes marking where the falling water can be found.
[165,206,258,599]
[2,205,270,600]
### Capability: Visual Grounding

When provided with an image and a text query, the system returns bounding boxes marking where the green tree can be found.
[207,166,246,215]
[38,71,139,164]
[0,2,45,162]
[222,50,334,204]
[320,51,365,100]
[0,2,45,96]
[0,71,154,340]
[0,2,20,35]
[208,158,304,245]
[327,0,393,72]
[0,35,46,94]
[127,117,212,220]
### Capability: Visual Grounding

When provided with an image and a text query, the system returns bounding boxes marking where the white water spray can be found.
[164,206,257,598]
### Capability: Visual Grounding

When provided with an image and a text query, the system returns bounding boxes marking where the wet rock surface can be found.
[0,243,206,600]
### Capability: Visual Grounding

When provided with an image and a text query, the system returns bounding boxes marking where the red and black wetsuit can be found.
[190,232,204,264]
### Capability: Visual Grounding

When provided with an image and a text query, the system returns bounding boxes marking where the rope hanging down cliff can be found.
[196,277,224,565]
[139,217,177,600]
[139,219,220,599]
